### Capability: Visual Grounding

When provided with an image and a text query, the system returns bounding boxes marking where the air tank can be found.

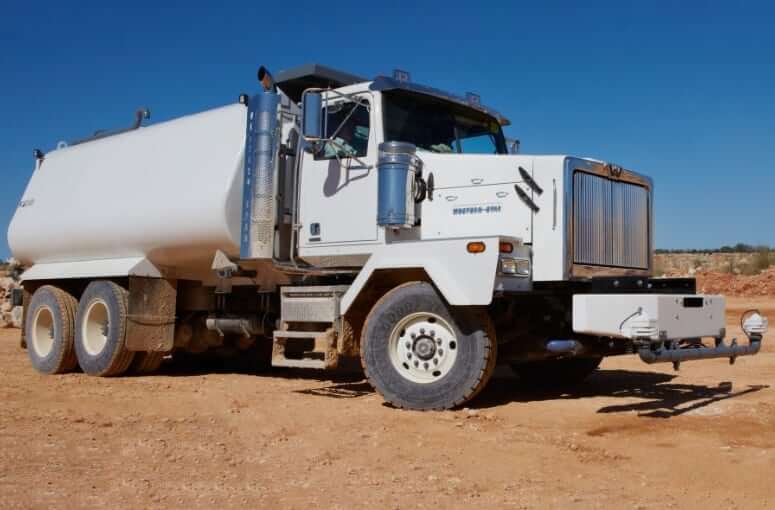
[8,104,248,275]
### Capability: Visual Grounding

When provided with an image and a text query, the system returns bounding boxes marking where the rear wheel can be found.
[361,282,497,410]
[511,356,603,387]
[25,286,79,374]
[74,281,135,376]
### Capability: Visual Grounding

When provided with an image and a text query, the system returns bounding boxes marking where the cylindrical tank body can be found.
[8,104,248,276]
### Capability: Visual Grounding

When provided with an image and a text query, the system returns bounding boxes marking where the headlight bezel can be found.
[500,257,530,277]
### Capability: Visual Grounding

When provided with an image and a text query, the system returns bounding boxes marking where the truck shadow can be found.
[158,356,767,416]
[159,353,368,383]
[472,369,768,417]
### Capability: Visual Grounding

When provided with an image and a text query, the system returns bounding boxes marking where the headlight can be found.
[500,257,530,277]
[742,310,768,339]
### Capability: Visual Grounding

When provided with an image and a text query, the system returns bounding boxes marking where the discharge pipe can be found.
[638,338,761,365]
[638,311,766,366]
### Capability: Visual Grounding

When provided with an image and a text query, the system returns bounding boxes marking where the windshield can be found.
[382,90,507,154]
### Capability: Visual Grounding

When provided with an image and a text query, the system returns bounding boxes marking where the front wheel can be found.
[360,282,497,410]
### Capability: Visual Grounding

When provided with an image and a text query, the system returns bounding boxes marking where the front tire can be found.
[25,285,79,374]
[361,282,497,410]
[74,281,135,376]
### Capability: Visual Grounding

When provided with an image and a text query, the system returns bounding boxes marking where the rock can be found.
[13,306,21,327]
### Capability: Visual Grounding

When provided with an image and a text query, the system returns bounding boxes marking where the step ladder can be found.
[271,285,349,369]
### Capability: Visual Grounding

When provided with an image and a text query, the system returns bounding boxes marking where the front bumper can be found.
[572,293,767,366]
[573,294,726,341]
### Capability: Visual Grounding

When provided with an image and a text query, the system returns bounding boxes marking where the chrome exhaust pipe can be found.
[546,339,583,355]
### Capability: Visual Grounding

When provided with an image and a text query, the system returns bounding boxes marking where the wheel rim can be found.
[31,306,55,358]
[388,312,459,384]
[82,299,110,356]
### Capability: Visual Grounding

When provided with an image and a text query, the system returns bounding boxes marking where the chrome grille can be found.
[573,171,649,269]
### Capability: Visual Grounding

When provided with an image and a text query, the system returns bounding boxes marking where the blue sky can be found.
[1,1,773,259]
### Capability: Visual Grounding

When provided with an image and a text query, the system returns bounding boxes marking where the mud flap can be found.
[126,277,177,352]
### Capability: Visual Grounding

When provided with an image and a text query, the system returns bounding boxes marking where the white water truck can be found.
[7,64,768,409]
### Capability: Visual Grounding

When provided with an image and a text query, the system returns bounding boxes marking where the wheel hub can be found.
[389,313,459,384]
[413,336,436,360]
[31,306,55,358]
[82,299,110,356]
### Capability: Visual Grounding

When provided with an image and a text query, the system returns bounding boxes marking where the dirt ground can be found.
[1,297,774,509]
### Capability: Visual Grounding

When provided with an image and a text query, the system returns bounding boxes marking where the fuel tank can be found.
[8,103,247,274]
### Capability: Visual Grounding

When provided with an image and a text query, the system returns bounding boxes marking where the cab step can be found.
[270,285,349,370]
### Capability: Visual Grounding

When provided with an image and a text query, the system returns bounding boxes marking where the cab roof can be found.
[274,63,510,126]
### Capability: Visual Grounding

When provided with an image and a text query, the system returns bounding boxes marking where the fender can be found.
[20,256,163,281]
[340,237,500,315]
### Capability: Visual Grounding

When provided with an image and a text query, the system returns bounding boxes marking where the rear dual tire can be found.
[74,281,136,376]
[130,352,165,374]
[25,286,79,374]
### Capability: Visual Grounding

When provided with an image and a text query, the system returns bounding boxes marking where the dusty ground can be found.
[1,298,774,509]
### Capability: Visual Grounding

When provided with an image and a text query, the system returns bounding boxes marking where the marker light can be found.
[467,242,486,254]
[393,69,411,82]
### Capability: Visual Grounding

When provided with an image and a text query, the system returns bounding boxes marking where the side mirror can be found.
[506,138,521,154]
[302,91,323,140]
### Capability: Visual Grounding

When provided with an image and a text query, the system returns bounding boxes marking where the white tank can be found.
[8,104,247,275]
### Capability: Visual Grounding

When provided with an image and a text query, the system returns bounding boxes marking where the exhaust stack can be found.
[258,66,276,92]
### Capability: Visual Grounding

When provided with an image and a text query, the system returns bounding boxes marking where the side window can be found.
[456,133,499,154]
[315,99,370,160]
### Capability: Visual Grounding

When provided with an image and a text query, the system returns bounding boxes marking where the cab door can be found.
[298,93,378,247]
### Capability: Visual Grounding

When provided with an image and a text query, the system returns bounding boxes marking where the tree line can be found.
[655,244,772,254]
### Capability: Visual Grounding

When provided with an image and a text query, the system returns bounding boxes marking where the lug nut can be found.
[438,349,443,356]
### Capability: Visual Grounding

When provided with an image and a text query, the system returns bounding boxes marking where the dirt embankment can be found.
[696,269,775,297]
[656,252,775,297]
